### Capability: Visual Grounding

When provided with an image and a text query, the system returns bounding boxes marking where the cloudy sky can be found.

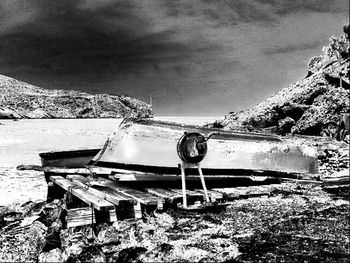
[0,0,348,116]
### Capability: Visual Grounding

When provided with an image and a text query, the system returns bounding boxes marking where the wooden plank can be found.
[119,188,159,205]
[212,188,240,198]
[244,186,270,196]
[49,176,114,210]
[66,207,118,228]
[322,177,349,185]
[18,165,114,175]
[145,188,182,203]
[212,186,271,199]
[279,178,323,185]
[84,176,160,206]
[68,178,135,206]
[194,189,224,201]
[168,188,203,199]
[67,207,95,228]
[67,175,136,205]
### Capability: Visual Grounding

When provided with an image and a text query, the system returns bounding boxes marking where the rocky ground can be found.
[0,136,349,263]
[0,74,152,119]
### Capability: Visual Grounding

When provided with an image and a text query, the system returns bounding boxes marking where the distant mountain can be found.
[0,75,152,119]
[213,26,349,136]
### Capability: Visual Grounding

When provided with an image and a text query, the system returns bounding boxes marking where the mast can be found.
[149,93,153,107]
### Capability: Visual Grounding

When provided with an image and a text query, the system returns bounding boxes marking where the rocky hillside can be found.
[0,75,152,119]
[215,26,349,136]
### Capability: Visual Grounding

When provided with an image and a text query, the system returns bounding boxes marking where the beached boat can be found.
[90,119,318,176]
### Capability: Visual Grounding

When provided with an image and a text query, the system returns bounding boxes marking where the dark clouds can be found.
[0,0,348,115]
[263,40,323,55]
[0,1,196,74]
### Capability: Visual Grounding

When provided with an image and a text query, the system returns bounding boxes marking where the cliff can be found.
[0,75,152,119]
[214,26,349,136]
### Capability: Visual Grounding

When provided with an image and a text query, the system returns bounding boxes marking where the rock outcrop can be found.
[0,74,152,119]
[214,26,349,136]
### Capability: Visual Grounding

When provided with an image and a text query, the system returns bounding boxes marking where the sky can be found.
[0,0,348,116]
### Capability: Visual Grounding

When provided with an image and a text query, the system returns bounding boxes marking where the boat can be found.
[39,149,100,169]
[89,118,318,177]
[39,118,318,206]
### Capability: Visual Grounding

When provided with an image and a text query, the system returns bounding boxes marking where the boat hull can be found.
[92,119,318,175]
[40,149,100,168]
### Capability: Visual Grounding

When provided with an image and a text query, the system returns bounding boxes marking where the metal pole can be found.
[180,162,187,208]
[198,163,210,203]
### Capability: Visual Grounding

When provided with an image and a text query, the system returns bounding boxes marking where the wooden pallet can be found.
[50,173,317,226]
[50,176,119,228]
[66,175,164,218]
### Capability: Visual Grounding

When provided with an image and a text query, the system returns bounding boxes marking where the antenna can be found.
[149,93,153,107]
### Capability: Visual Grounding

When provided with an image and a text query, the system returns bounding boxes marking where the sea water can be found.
[0,117,221,205]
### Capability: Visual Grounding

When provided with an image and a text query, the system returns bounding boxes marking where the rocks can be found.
[24,221,48,260]
[318,142,349,177]
[0,107,21,119]
[75,245,106,263]
[0,74,152,119]
[113,246,147,263]
[1,174,349,262]
[38,248,63,263]
[292,88,349,135]
[97,224,120,245]
[60,230,88,261]
[277,117,295,135]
